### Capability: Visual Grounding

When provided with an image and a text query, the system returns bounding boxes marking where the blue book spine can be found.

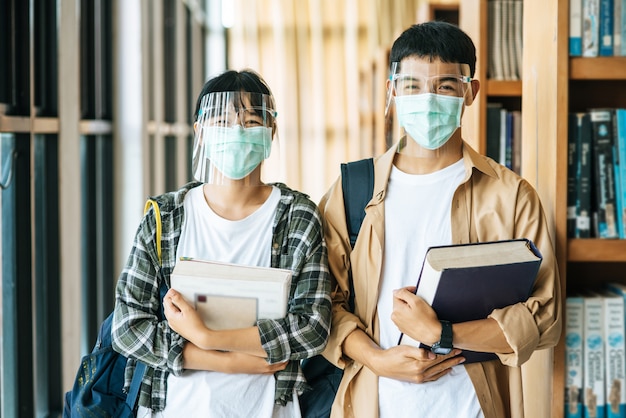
[622,0,626,55]
[583,0,600,56]
[617,109,626,237]
[599,0,614,55]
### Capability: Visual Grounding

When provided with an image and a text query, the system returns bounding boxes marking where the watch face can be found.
[431,343,453,355]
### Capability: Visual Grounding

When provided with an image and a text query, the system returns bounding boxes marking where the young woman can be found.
[112,69,331,417]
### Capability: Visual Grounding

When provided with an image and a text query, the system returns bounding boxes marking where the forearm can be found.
[342,328,383,372]
[196,326,268,358]
[451,318,512,354]
[182,342,230,370]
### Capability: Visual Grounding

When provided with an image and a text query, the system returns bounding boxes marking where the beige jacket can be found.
[318,141,562,418]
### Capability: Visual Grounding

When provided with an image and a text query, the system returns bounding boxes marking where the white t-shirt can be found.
[139,184,301,418]
[377,159,485,418]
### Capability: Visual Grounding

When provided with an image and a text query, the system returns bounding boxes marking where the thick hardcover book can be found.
[583,293,606,418]
[565,296,584,418]
[590,108,619,238]
[397,238,542,364]
[171,258,292,330]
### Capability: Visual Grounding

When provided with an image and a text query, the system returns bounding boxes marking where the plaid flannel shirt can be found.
[111,182,331,411]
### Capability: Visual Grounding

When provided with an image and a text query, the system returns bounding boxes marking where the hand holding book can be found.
[164,288,214,349]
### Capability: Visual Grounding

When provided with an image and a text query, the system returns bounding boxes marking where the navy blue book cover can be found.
[398,238,543,363]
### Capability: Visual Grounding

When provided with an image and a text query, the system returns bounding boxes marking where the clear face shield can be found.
[192,91,279,186]
[385,61,473,159]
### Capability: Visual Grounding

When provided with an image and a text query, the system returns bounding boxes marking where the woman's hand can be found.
[391,286,441,345]
[164,288,211,348]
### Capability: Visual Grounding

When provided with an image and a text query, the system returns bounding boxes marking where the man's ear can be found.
[464,79,480,106]
[193,121,199,133]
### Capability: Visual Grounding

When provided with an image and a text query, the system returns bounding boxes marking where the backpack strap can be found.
[341,158,374,248]
[126,199,165,412]
[340,158,374,312]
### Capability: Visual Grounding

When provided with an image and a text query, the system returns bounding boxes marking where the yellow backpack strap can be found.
[144,199,162,265]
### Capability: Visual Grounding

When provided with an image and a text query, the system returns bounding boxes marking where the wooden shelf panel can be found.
[485,80,522,96]
[567,239,626,262]
[570,57,626,80]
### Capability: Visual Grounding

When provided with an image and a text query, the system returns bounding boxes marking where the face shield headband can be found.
[192,91,277,184]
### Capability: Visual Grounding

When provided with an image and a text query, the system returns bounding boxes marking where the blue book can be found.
[600,0,614,55]
[616,109,626,237]
[583,293,606,418]
[576,113,593,238]
[565,296,585,418]
[397,238,542,364]
[622,0,626,55]
[583,0,600,56]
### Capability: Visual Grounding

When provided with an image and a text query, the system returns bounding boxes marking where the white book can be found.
[171,258,292,330]
[583,0,600,56]
[583,293,606,418]
[565,296,585,418]
[571,0,584,55]
[605,283,626,417]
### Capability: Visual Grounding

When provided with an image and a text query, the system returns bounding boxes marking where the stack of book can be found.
[565,286,626,418]
[567,108,626,239]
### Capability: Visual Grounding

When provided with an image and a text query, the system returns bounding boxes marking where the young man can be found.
[318,22,561,418]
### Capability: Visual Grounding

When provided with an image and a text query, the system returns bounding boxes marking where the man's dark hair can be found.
[194,69,275,121]
[389,21,477,77]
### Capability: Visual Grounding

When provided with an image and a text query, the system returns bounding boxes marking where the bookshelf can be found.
[460,0,626,413]
[463,0,626,416]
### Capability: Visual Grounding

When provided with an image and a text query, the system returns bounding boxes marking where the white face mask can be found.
[395,93,464,150]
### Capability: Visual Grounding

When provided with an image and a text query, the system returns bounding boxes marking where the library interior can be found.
[1,0,625,417]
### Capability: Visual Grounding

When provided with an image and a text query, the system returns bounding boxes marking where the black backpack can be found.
[64,199,166,418]
[300,157,374,418]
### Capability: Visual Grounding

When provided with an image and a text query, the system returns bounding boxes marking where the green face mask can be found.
[395,93,464,150]
[204,126,272,180]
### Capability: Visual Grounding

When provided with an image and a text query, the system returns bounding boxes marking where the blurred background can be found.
[0,0,462,416]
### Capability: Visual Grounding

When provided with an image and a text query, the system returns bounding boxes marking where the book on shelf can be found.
[488,0,505,80]
[486,103,503,163]
[620,0,626,56]
[602,286,626,418]
[565,296,585,418]
[571,0,584,55]
[599,0,615,56]
[615,109,626,238]
[583,0,600,56]
[513,0,524,78]
[590,108,619,238]
[397,238,542,364]
[511,110,522,174]
[583,293,606,418]
[170,258,292,330]
[568,113,583,238]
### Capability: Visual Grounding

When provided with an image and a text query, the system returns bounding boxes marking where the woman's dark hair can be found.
[193,69,275,121]
[389,21,477,77]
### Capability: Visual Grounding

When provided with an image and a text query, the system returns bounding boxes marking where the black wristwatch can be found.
[431,320,453,355]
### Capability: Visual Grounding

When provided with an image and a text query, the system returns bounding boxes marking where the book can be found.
[488,0,505,80]
[486,103,503,162]
[170,258,292,330]
[397,238,542,364]
[565,296,585,418]
[614,0,623,55]
[615,109,626,237]
[571,0,584,55]
[599,0,615,56]
[602,287,626,418]
[583,0,600,56]
[577,113,594,238]
[583,293,606,418]
[590,108,619,238]
[568,113,583,238]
